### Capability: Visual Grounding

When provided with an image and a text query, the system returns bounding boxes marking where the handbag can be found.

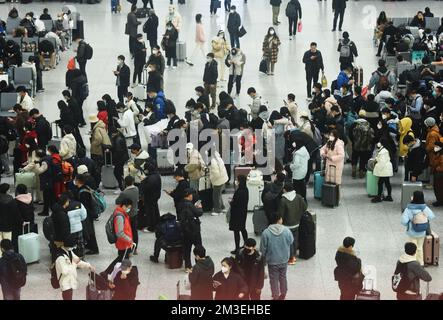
[238,26,247,38]
[259,57,268,74]
[224,55,231,68]
[321,72,327,88]
[297,21,303,33]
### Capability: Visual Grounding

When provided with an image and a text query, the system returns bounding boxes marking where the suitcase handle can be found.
[104,149,113,166]
[328,165,337,184]
[22,222,31,235]
[51,122,60,138]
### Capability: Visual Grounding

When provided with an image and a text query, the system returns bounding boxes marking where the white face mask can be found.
[221,266,229,274]
[269,30,275,35]
[25,144,30,148]
[46,151,51,156]
[230,10,235,13]
[207,58,212,63]
[434,146,442,152]
[121,270,130,275]
[382,114,388,120]
[377,123,382,129]
[152,49,158,55]
[138,39,143,43]
[118,59,123,65]
[146,67,152,72]
[167,27,172,31]
[377,142,382,148]
[328,136,335,142]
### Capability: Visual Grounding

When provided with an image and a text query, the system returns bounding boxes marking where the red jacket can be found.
[113,206,133,250]
[51,153,66,197]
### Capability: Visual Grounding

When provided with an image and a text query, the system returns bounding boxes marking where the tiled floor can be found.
[0,0,442,300]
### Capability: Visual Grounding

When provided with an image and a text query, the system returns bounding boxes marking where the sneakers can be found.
[230,249,238,255]
[288,257,297,265]
[185,59,194,66]
[172,66,177,69]
[383,195,393,202]
[211,212,220,216]
[371,196,382,203]
[149,255,159,263]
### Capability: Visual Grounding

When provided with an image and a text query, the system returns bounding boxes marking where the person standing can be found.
[394,242,432,300]
[165,5,182,35]
[114,55,131,104]
[302,42,324,100]
[226,48,245,97]
[62,90,86,128]
[431,141,443,207]
[126,5,141,58]
[143,9,159,50]
[203,53,218,109]
[0,239,27,300]
[162,22,178,69]
[235,238,265,300]
[401,191,435,266]
[371,139,394,203]
[223,0,231,12]
[132,34,147,87]
[270,0,282,26]
[337,31,358,71]
[285,0,302,40]
[210,0,219,16]
[209,151,228,216]
[332,0,347,32]
[228,175,249,254]
[29,109,52,151]
[227,6,241,49]
[320,129,345,196]
[116,102,137,148]
[73,37,89,78]
[289,143,310,200]
[110,129,130,191]
[189,245,214,300]
[262,27,281,76]
[139,159,162,233]
[185,14,206,67]
[211,30,230,82]
[89,114,112,188]
[334,237,364,300]
[260,213,293,300]
[0,184,16,250]
[212,257,248,300]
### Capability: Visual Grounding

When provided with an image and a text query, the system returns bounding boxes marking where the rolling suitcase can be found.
[352,64,364,87]
[313,171,324,200]
[49,122,62,150]
[165,246,183,269]
[423,231,439,266]
[86,272,112,300]
[18,223,40,264]
[176,41,186,62]
[156,148,175,175]
[401,181,423,212]
[356,279,380,300]
[321,165,339,207]
[72,20,84,41]
[366,170,378,197]
[15,171,36,190]
[252,206,268,235]
[176,280,191,300]
[246,170,264,211]
[101,151,119,189]
[298,211,316,260]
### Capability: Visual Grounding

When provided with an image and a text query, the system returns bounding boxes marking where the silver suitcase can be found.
[417,166,431,183]
[156,148,174,175]
[401,181,423,212]
[48,122,61,150]
[18,223,40,264]
[101,151,119,189]
[176,41,186,62]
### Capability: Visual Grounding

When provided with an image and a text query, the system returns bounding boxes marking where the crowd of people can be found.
[0,1,442,301]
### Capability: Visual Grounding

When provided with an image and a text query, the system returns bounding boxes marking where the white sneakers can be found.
[211,212,219,216]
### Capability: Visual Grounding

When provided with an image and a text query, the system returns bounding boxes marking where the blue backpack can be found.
[161,218,181,243]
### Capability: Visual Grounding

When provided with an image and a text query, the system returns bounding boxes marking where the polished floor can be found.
[0,0,442,300]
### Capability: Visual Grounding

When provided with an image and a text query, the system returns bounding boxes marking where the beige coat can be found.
[59,133,77,160]
[184,148,205,181]
[211,36,230,59]
[90,120,111,156]
[55,248,91,291]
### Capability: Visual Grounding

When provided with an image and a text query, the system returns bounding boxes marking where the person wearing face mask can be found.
[371,138,394,203]
[203,53,218,109]
[262,27,281,76]
[320,129,345,187]
[143,9,159,50]
[89,114,112,187]
[194,86,210,110]
[228,174,248,253]
[126,5,141,58]
[270,0,282,26]
[212,257,248,300]
[211,30,230,81]
[114,55,131,104]
[227,6,242,49]
[115,102,137,148]
[162,22,179,69]
[431,141,443,206]
[188,245,214,300]
[19,13,36,38]
[146,45,165,76]
[226,48,246,96]
[146,63,162,93]
[302,42,324,100]
[132,34,147,87]
[185,14,206,67]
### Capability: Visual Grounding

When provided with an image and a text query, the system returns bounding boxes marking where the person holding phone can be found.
[212,257,248,300]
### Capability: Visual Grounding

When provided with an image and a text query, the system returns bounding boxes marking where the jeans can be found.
[229,32,240,49]
[2,287,21,300]
[268,263,288,299]
[288,17,298,36]
[333,9,345,30]
[117,86,128,104]
[289,227,299,258]
[212,184,224,213]
[228,75,242,95]
[306,69,319,98]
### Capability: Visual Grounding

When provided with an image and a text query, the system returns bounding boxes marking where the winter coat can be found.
[143,14,159,41]
[14,193,34,223]
[399,117,414,157]
[401,203,435,238]
[433,152,443,173]
[195,23,206,43]
[126,12,141,38]
[227,50,246,76]
[285,0,302,19]
[406,140,428,177]
[51,203,71,244]
[396,253,432,295]
[270,0,282,6]
[227,12,241,35]
[67,201,87,234]
[334,246,363,291]
[115,186,139,218]
[184,148,205,181]
[213,271,248,300]
[165,12,182,32]
[112,267,140,300]
[55,247,91,291]
[140,171,161,205]
[59,133,77,160]
[147,53,165,75]
[229,185,249,231]
[176,199,203,238]
[425,126,442,169]
[302,49,324,73]
[0,194,17,232]
[236,249,265,292]
[189,256,215,300]
[260,224,294,265]
[203,60,218,85]
[368,67,397,93]
[373,147,393,177]
[211,36,230,59]
[320,139,345,185]
[163,27,178,58]
[262,35,281,64]
[290,146,310,180]
[90,120,111,157]
[209,152,229,187]
[278,191,307,229]
[128,150,149,184]
[34,115,52,149]
[170,179,190,208]
[273,118,291,162]
[117,108,137,138]
[111,132,130,165]
[116,63,130,88]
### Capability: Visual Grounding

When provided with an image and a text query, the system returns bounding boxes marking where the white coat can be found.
[118,108,137,138]
[17,93,33,111]
[55,248,91,291]
[290,146,310,180]
[59,133,77,160]
[209,151,229,187]
[373,147,393,177]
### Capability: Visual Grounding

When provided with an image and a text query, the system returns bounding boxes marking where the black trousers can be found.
[113,163,124,190]
[91,154,104,187]
[84,216,99,253]
[183,234,202,269]
[153,237,167,258]
[117,86,128,104]
[228,74,242,94]
[142,0,153,8]
[288,17,298,36]
[305,69,319,98]
[377,176,392,197]
[352,150,370,172]
[333,9,345,30]
[104,247,132,274]
[210,0,218,14]
[130,216,139,249]
[248,290,261,300]
[224,0,231,11]
[42,187,55,215]
[144,199,160,231]
[78,60,87,78]
[147,37,158,49]
[129,36,138,56]
[233,229,247,250]
[292,179,307,201]
[133,61,144,84]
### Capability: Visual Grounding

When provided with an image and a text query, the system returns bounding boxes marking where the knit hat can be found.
[424,117,436,127]
[77,165,88,175]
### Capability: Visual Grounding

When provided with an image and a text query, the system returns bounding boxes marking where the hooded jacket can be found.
[260,224,294,265]
[209,151,229,187]
[90,120,111,156]
[278,191,307,229]
[59,133,77,160]
[373,146,393,177]
[399,117,414,157]
[396,253,432,294]
[425,126,442,168]
[55,247,91,291]
[290,146,310,180]
[334,246,363,290]
[401,203,435,238]
[189,256,215,300]
[67,200,87,234]
[211,35,230,59]
[117,108,137,138]
[185,148,205,181]
[236,249,265,292]
[14,193,34,223]
[405,139,427,177]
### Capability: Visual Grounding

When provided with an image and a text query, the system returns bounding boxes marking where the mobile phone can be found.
[195,200,202,206]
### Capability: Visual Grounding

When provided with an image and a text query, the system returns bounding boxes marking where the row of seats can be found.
[0,92,18,117]
[391,16,441,31]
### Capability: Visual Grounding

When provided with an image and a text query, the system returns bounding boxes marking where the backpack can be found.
[162,218,182,243]
[353,121,373,151]
[313,125,323,146]
[376,70,390,90]
[84,43,93,60]
[0,136,8,154]
[344,111,358,130]
[285,3,296,17]
[7,255,27,288]
[392,262,411,293]
[105,212,124,244]
[61,161,74,183]
[339,40,351,58]
[43,216,55,242]
[411,211,429,232]
[79,82,89,100]
[79,186,106,219]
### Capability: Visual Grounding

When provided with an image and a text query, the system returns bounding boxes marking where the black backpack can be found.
[43,216,55,242]
[0,136,8,155]
[7,255,27,288]
[392,262,412,293]
[84,43,93,60]
[79,82,89,100]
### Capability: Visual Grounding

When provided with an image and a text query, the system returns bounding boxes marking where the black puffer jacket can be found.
[111,132,130,165]
[334,246,363,291]
[51,203,71,243]
[176,199,203,238]
[189,256,215,300]
[0,194,20,232]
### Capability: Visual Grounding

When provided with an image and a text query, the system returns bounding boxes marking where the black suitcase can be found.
[72,20,84,40]
[321,165,339,207]
[252,206,268,235]
[298,211,316,259]
[199,189,213,213]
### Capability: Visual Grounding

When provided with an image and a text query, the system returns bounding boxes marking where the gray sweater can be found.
[115,186,139,217]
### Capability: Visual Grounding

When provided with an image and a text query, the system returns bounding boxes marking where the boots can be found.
[352,166,357,178]
[359,170,365,179]
[371,196,382,203]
